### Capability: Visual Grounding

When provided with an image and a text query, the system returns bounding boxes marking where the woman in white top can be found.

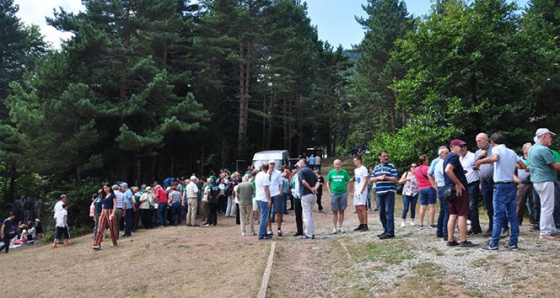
[398,163,419,227]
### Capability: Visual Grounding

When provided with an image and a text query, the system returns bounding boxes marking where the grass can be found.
[359,240,415,265]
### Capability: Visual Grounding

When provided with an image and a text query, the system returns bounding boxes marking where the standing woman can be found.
[93,183,118,250]
[414,155,438,229]
[399,163,419,227]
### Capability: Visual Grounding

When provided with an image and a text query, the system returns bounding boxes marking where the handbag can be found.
[444,185,457,203]
[396,183,403,195]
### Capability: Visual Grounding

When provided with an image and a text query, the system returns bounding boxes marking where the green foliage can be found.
[364,124,459,171]
[393,0,535,147]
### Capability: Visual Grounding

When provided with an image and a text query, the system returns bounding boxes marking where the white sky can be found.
[14,0,529,50]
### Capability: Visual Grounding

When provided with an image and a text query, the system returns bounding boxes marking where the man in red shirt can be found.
[155,185,168,227]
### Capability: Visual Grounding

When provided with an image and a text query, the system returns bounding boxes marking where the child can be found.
[53,204,71,248]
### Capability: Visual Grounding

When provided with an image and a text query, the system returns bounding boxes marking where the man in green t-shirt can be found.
[326,159,351,234]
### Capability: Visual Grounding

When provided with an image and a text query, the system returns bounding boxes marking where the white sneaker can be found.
[241,232,246,236]
[337,228,345,233]
[409,221,416,226]
[401,222,406,228]
[332,228,338,234]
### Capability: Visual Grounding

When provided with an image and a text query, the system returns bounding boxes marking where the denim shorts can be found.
[419,187,437,205]
[330,193,348,211]
[271,195,282,211]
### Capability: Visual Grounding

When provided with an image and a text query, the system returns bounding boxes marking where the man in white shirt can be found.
[267,160,284,236]
[460,145,482,235]
[185,176,200,227]
[353,156,370,231]
[255,163,272,240]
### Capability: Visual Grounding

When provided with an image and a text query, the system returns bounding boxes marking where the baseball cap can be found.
[60,194,67,199]
[449,139,467,148]
[535,128,556,138]
[190,175,198,181]
[268,159,276,164]
[146,186,152,191]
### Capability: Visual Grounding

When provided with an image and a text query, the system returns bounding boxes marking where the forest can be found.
[0,0,558,217]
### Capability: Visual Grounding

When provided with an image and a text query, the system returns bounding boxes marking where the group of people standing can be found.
[394,128,560,250]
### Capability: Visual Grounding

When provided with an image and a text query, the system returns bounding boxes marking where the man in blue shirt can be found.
[370,150,399,239]
[476,133,526,250]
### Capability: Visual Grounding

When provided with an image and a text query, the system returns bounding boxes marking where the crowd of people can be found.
[3,128,560,253]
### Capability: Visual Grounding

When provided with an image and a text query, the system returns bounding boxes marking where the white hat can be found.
[536,128,556,138]
[190,175,198,181]
[268,159,276,164]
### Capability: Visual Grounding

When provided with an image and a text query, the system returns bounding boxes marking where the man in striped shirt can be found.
[371,150,399,239]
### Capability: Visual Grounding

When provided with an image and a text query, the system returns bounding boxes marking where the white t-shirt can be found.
[53,201,64,215]
[255,171,271,202]
[269,169,282,197]
[186,182,199,198]
[354,165,369,195]
[55,209,67,228]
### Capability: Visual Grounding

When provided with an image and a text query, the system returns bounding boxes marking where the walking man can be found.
[326,159,351,234]
[371,150,399,239]
[476,132,526,250]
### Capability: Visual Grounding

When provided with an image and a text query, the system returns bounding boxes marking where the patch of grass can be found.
[178,245,190,249]
[195,243,207,247]
[359,240,414,265]
[465,289,484,297]
[412,261,443,278]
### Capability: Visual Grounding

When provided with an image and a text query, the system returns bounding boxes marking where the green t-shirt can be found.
[326,169,351,195]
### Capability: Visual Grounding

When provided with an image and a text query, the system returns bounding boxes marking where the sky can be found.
[14,0,530,50]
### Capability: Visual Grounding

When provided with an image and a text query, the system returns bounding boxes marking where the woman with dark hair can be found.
[93,183,118,250]
[398,163,419,227]
[414,155,438,230]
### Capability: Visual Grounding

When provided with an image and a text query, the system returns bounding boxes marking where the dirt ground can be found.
[3,157,560,297]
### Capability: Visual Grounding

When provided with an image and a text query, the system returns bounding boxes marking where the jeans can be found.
[533,187,541,227]
[157,202,168,227]
[171,203,182,226]
[294,198,303,234]
[301,194,317,237]
[553,183,560,227]
[257,200,270,239]
[467,181,482,233]
[115,208,123,238]
[124,208,134,236]
[481,180,494,231]
[401,194,418,219]
[378,192,395,236]
[436,187,449,238]
[490,183,519,247]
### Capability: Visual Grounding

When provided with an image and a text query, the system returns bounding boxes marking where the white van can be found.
[252,150,290,171]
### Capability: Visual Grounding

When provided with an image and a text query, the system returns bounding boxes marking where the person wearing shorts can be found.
[353,156,370,232]
[414,155,438,229]
[444,139,478,248]
[326,159,351,234]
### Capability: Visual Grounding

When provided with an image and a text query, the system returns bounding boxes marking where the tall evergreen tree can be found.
[348,0,413,146]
